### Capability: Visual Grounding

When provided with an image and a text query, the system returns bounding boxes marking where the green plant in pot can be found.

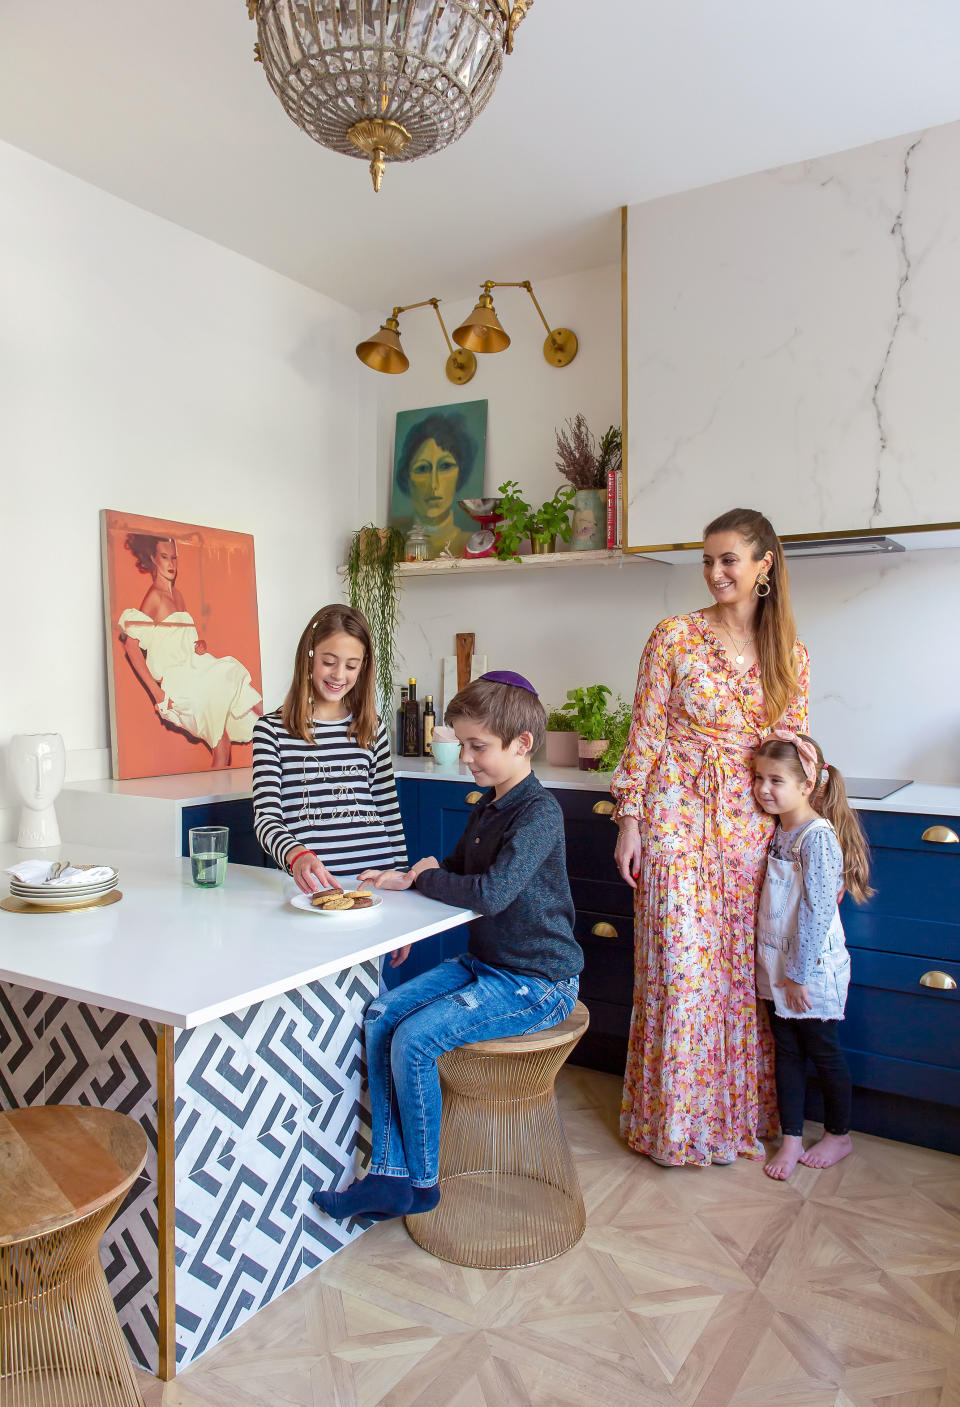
[494,480,576,561]
[599,694,632,771]
[544,708,579,768]
[344,524,405,715]
[561,683,613,770]
[528,484,576,554]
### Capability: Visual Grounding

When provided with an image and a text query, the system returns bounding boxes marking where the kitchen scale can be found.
[459,498,503,558]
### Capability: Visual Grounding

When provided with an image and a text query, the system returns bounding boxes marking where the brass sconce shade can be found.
[356,300,477,384]
[453,292,511,354]
[356,316,409,375]
[453,281,578,366]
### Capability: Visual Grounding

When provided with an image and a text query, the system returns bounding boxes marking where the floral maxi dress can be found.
[610,611,809,1165]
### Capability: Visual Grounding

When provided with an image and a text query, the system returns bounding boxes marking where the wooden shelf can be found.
[395,548,641,578]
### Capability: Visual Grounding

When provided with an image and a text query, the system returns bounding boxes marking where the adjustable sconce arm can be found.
[356,298,476,384]
[464,280,579,367]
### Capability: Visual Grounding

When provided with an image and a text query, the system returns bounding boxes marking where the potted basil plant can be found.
[561,684,613,770]
[494,480,577,561]
[544,709,579,768]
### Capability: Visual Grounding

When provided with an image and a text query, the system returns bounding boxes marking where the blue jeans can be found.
[364,954,579,1187]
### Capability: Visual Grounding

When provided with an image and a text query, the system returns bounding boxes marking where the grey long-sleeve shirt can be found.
[414,771,582,983]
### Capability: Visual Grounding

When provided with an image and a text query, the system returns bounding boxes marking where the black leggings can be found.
[766,1001,852,1137]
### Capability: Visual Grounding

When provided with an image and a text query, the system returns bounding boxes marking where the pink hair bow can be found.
[769,729,819,786]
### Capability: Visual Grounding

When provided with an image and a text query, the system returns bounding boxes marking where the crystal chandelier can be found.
[247,2,533,192]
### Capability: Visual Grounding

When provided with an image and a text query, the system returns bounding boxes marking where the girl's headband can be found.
[768,729,825,786]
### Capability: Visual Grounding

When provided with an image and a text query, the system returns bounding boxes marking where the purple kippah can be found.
[481,670,539,696]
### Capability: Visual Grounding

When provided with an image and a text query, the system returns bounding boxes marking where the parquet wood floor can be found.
[137,1067,960,1406]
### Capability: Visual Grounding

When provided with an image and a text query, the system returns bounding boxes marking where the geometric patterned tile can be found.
[171,961,379,1368]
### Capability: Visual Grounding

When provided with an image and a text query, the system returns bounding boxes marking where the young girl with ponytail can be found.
[753,731,872,1180]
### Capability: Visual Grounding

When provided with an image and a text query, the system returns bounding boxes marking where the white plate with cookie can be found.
[290,888,384,919]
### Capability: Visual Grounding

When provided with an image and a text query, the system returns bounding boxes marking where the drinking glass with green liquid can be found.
[189,826,229,887]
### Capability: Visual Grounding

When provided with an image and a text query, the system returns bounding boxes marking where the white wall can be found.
[367,262,960,786]
[0,140,362,838]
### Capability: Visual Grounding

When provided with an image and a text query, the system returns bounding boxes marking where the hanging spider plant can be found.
[344,525,405,717]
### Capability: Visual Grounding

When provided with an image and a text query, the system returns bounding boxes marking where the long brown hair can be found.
[281,604,379,749]
[703,508,800,727]
[755,733,874,903]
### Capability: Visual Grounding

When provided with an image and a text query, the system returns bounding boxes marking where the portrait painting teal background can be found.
[390,400,488,556]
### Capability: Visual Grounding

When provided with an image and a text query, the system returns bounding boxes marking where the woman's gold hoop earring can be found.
[754,570,771,598]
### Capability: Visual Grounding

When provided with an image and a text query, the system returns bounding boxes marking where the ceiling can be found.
[3,2,960,311]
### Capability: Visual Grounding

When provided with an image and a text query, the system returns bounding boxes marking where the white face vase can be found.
[9,733,66,847]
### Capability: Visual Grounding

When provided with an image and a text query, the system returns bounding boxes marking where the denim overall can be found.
[756,817,850,1021]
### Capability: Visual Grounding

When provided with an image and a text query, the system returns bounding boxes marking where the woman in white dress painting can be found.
[117,534,261,768]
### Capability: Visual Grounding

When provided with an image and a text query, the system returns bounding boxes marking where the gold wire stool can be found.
[0,1105,148,1407]
[406,1000,589,1269]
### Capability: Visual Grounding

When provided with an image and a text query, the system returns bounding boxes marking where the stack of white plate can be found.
[9,866,119,908]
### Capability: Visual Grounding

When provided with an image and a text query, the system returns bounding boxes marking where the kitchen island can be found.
[0,843,475,1379]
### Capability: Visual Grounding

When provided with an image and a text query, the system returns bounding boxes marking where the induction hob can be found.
[844,777,911,800]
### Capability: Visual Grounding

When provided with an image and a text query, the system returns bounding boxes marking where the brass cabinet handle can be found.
[592,801,615,816]
[591,922,618,938]
[919,970,958,990]
[465,790,482,805]
[922,825,959,844]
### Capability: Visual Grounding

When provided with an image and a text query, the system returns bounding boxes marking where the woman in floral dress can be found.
[611,508,809,1166]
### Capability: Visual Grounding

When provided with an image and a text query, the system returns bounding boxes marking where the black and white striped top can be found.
[252,711,408,877]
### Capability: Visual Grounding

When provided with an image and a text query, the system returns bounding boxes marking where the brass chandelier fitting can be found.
[356,299,477,384]
[247,1,534,192]
[453,280,578,366]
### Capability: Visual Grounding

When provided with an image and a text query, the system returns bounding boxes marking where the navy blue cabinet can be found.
[828,808,960,1151]
[396,777,960,1153]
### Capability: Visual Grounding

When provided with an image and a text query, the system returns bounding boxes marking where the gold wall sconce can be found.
[453,281,578,367]
[356,299,477,385]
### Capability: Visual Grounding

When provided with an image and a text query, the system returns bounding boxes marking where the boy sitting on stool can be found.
[312,671,583,1222]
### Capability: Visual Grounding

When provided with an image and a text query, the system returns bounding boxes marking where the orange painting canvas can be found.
[101,510,263,780]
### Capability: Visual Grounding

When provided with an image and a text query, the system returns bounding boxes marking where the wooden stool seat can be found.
[0,1106,148,1406]
[406,1000,589,1270]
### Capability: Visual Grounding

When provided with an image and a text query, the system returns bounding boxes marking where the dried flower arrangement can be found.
[555,414,622,490]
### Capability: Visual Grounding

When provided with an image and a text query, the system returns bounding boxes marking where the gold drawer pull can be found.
[465,790,482,805]
[922,825,959,844]
[592,800,615,816]
[591,922,617,938]
[919,970,958,990]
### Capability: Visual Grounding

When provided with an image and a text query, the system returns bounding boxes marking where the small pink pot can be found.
[577,738,609,771]
[545,730,579,767]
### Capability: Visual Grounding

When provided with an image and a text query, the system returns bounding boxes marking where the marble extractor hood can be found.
[631,524,960,565]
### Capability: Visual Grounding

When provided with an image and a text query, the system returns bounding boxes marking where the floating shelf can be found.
[395,548,641,578]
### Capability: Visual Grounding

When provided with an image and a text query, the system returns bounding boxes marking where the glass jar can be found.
[404,524,429,562]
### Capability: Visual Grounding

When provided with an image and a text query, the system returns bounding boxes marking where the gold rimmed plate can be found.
[1,890,123,915]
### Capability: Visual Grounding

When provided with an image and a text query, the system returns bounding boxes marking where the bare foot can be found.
[799,1132,852,1169]
[764,1134,805,1180]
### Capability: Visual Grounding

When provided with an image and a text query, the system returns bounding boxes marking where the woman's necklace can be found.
[715,613,754,666]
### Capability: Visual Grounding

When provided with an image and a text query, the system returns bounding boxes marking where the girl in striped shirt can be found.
[253,604,407,893]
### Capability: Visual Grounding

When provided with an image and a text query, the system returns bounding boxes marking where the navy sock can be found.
[311,1173,414,1220]
[408,1184,441,1214]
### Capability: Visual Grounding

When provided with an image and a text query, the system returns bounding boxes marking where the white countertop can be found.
[60,763,960,815]
[392,755,618,792]
[0,844,476,1029]
[845,782,960,818]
